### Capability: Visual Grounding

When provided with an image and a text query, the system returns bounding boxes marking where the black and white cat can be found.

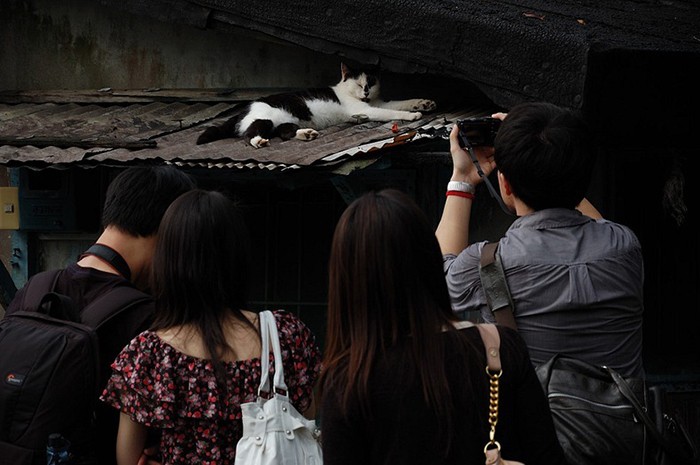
[196,63,436,148]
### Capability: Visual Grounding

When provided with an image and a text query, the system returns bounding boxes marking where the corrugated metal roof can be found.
[0,90,492,170]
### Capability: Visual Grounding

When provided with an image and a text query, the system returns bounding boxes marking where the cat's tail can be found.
[196,107,246,145]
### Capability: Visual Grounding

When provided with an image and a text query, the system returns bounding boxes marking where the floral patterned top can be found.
[100,310,321,465]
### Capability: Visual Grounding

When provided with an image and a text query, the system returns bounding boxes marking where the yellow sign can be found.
[0,187,20,230]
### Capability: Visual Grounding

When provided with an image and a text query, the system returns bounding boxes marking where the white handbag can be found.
[234,310,322,465]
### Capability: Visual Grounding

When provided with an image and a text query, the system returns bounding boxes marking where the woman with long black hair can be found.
[319,188,565,465]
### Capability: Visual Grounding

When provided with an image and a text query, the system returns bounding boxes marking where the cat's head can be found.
[335,62,381,102]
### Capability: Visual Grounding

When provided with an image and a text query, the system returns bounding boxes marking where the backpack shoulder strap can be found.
[479,240,517,330]
[81,244,131,282]
[80,285,152,330]
[20,269,63,312]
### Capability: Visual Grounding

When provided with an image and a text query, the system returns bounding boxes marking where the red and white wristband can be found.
[446,181,475,199]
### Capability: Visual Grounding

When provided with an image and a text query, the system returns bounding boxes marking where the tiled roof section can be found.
[0,90,491,170]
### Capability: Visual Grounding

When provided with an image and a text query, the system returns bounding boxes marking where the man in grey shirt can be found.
[436,102,644,379]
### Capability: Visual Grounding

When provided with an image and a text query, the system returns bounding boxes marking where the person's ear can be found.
[498,171,513,196]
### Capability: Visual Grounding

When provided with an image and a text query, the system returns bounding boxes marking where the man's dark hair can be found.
[494,102,597,210]
[101,166,195,236]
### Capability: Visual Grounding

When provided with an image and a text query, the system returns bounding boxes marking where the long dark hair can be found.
[150,189,254,381]
[320,189,468,427]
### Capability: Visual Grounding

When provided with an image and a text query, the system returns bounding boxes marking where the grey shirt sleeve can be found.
[443,241,490,321]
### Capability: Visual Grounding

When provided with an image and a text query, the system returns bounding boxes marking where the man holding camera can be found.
[436,102,644,379]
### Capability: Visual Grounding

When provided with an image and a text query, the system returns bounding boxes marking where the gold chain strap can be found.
[484,364,503,455]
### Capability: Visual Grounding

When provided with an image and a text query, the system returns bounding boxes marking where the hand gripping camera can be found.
[456,116,501,147]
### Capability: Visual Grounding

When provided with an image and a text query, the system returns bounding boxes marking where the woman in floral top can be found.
[100,190,321,465]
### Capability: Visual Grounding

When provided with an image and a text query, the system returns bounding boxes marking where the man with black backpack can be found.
[0,166,195,465]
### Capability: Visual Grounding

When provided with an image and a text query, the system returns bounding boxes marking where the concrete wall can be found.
[0,0,340,90]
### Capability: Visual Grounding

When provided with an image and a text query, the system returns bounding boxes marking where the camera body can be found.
[456,117,501,146]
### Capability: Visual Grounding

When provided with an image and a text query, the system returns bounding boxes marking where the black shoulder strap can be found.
[479,241,517,330]
[81,244,131,281]
[80,285,152,330]
[21,269,63,312]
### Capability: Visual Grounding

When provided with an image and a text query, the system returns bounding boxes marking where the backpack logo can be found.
[5,372,25,386]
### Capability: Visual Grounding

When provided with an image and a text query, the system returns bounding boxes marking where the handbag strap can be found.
[258,311,272,396]
[476,324,501,372]
[477,325,528,465]
[257,310,289,397]
[266,311,288,393]
[479,241,517,330]
[476,324,503,459]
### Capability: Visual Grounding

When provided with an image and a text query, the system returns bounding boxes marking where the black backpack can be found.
[0,269,150,465]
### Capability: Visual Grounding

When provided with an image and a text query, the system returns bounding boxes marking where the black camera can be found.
[456,117,501,146]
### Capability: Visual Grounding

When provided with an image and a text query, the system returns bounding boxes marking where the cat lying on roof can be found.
[196,63,436,148]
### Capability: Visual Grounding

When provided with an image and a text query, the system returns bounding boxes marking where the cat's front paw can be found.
[295,128,319,141]
[412,99,436,112]
[250,136,270,148]
[408,112,423,121]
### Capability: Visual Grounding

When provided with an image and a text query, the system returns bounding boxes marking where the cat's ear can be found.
[341,62,350,81]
